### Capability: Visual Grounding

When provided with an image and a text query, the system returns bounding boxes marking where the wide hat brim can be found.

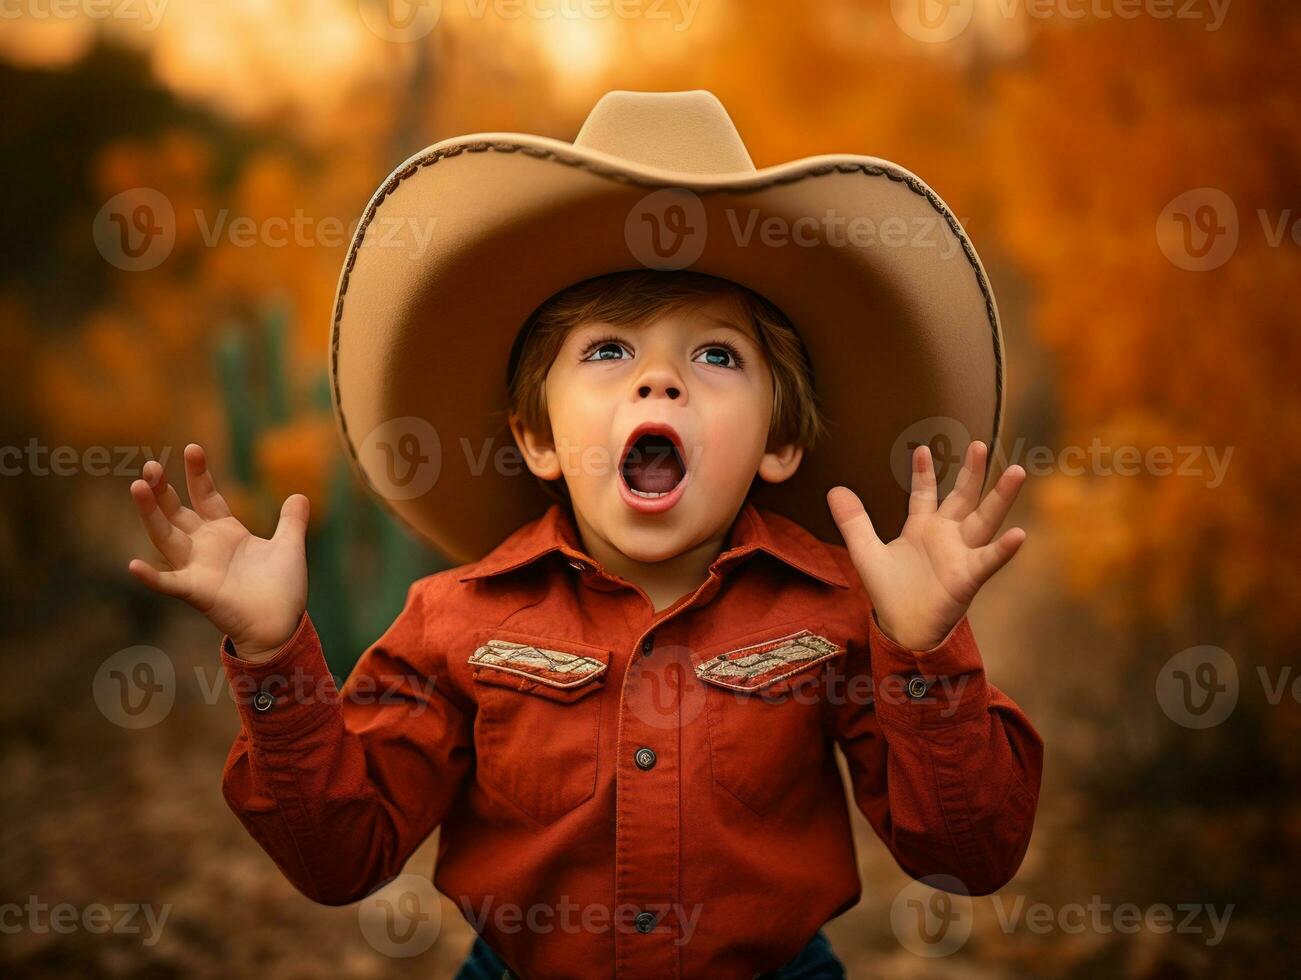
[330,91,1003,564]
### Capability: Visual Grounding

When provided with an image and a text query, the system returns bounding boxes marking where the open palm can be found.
[128,443,309,660]
[827,441,1027,651]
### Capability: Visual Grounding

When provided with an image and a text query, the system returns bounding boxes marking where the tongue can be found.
[624,439,685,493]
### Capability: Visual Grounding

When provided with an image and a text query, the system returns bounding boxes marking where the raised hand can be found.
[827,441,1027,651]
[127,443,310,662]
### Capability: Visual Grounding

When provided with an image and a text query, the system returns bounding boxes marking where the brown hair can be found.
[505,270,827,501]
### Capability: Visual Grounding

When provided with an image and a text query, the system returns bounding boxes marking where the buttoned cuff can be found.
[220,612,340,740]
[868,611,990,728]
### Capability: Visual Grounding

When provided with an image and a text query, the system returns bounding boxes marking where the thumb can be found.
[272,493,311,547]
[826,486,885,567]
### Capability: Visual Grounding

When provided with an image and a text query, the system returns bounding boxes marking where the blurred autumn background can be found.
[1,0,1298,977]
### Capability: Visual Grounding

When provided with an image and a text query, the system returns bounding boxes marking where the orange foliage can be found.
[254,417,338,523]
[984,10,1301,641]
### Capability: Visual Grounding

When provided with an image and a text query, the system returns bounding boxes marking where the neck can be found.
[570,506,733,613]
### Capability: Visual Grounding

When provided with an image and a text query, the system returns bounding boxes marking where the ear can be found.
[757,442,803,485]
[508,412,563,481]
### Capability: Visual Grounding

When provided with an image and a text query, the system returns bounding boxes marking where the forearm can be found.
[220,598,469,905]
[842,614,1044,896]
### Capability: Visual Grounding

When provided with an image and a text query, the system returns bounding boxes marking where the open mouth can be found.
[620,425,688,500]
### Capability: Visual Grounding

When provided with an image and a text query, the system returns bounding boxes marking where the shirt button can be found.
[634,911,657,934]
[641,634,654,656]
[567,559,588,572]
[906,675,931,699]
[634,747,657,770]
[252,690,276,713]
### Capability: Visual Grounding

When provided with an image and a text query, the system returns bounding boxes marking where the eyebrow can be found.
[701,313,758,342]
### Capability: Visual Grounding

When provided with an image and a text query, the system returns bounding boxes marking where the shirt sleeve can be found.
[218,577,474,906]
[829,600,1044,897]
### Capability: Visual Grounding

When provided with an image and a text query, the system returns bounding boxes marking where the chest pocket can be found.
[468,629,610,826]
[694,622,846,816]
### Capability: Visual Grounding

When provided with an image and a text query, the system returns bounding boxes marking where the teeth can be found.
[630,488,671,498]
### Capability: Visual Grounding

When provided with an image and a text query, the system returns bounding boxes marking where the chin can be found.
[605,523,694,564]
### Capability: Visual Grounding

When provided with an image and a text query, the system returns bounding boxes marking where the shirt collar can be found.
[456,500,850,590]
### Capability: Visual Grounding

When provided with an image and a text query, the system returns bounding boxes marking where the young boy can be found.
[128,91,1042,979]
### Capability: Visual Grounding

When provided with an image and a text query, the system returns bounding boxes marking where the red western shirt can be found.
[219,500,1043,979]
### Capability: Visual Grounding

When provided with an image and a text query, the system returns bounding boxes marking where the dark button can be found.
[567,558,588,572]
[634,747,657,770]
[634,911,657,934]
[906,675,931,700]
[641,634,654,656]
[252,690,276,713]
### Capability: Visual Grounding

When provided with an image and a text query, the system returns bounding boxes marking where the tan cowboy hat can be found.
[330,89,1003,564]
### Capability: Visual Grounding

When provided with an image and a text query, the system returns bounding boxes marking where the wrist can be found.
[228,612,305,664]
[872,609,956,653]
[229,641,287,664]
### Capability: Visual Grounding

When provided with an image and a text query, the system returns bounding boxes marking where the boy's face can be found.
[512,292,803,565]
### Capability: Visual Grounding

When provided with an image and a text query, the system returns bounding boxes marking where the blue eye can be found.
[581,337,630,362]
[694,342,745,369]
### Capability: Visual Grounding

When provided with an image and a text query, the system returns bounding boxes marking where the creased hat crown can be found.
[573,89,756,175]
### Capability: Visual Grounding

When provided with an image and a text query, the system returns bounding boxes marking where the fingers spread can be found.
[131,479,191,566]
[183,444,233,520]
[143,458,202,532]
[940,440,987,519]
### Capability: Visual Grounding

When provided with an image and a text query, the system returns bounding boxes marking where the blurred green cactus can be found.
[215,293,450,675]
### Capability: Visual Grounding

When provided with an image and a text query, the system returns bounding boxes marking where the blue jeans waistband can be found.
[453,927,845,979]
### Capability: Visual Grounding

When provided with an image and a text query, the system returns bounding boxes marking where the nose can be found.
[633,361,685,402]
[638,380,681,400]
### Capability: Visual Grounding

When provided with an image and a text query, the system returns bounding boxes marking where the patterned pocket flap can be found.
[695,629,844,694]
[469,636,609,691]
